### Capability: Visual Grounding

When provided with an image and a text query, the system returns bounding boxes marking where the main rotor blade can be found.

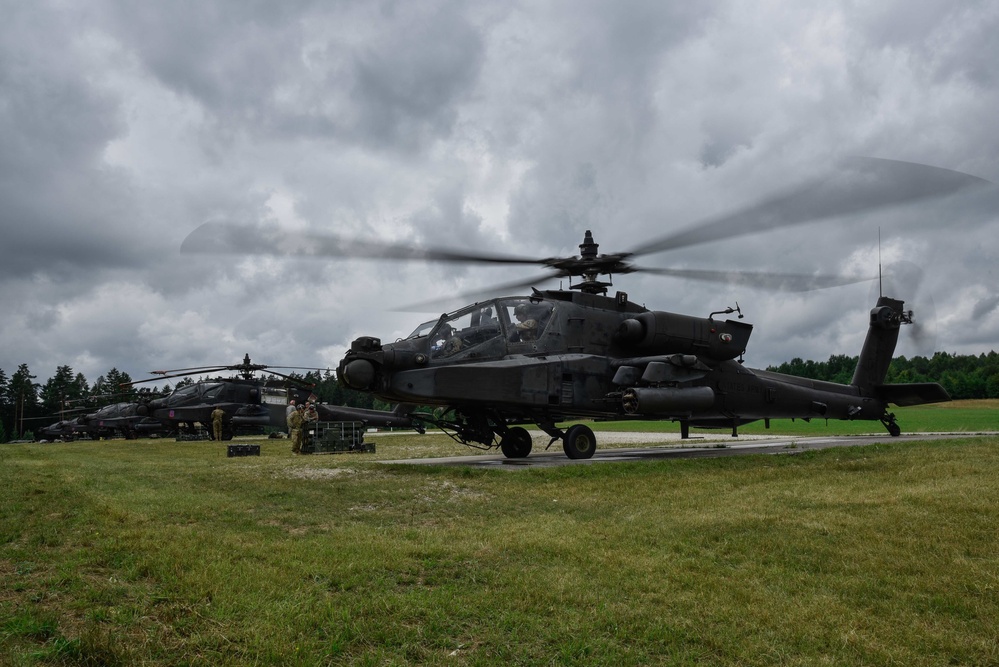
[127,374,187,386]
[262,369,317,387]
[149,365,230,376]
[638,267,876,292]
[393,272,562,312]
[629,157,991,258]
[182,223,546,266]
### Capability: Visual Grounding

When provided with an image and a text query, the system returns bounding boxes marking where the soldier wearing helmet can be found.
[512,304,539,342]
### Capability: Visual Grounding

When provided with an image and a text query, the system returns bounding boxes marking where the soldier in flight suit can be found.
[211,406,226,441]
[512,304,539,342]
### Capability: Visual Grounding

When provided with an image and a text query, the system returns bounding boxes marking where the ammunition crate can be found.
[303,421,375,454]
[227,444,261,457]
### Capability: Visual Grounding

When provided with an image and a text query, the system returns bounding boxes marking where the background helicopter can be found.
[128,355,321,440]
[31,392,172,441]
[128,354,422,439]
[182,158,991,459]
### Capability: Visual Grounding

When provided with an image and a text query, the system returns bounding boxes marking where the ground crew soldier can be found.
[211,406,226,441]
[288,403,304,454]
[302,402,319,452]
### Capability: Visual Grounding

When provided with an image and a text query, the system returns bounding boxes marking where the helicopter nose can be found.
[342,359,376,390]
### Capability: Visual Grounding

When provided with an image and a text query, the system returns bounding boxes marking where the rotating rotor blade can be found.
[149,365,230,376]
[258,368,317,387]
[637,266,876,292]
[628,157,991,258]
[264,365,333,372]
[127,370,222,386]
[182,222,548,266]
[393,272,563,312]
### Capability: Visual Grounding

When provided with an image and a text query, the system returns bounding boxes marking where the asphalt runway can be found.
[382,432,994,469]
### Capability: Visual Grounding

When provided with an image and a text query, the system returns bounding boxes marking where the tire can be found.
[562,424,596,460]
[500,427,533,458]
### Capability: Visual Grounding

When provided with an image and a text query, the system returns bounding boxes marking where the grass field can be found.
[2,402,998,665]
[590,399,999,437]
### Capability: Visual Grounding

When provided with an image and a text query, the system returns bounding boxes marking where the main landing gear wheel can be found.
[500,427,533,458]
[562,424,596,460]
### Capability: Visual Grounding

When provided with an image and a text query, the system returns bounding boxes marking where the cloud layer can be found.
[2,0,997,386]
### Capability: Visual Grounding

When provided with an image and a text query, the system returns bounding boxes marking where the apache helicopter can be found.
[30,409,91,442]
[32,393,172,441]
[35,419,87,441]
[182,157,990,459]
[83,401,171,439]
[128,354,419,438]
[128,355,320,440]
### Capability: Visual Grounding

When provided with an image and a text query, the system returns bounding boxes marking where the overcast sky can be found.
[2,0,998,388]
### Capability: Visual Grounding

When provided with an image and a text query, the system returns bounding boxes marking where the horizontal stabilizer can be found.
[875,383,951,407]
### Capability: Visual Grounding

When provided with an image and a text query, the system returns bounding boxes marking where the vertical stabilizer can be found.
[851,296,904,393]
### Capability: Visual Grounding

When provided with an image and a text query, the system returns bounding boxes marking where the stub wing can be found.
[317,404,425,431]
[875,383,951,407]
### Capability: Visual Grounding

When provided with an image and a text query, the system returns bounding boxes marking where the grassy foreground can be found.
[2,413,998,665]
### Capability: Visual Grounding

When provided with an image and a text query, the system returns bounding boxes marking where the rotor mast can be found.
[569,230,614,295]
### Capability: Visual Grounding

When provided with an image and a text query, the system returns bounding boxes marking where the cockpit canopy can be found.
[161,381,226,406]
[405,298,556,360]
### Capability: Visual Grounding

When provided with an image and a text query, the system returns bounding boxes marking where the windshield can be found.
[172,384,200,399]
[499,298,555,343]
[201,383,225,401]
[405,319,438,340]
[429,303,503,359]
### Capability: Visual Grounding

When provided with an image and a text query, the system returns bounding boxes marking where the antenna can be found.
[878,227,883,298]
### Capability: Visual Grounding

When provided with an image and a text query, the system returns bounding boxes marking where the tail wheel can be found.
[563,424,596,460]
[500,427,533,458]
[881,412,902,437]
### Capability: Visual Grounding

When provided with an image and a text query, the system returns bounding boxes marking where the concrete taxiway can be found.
[381,432,994,469]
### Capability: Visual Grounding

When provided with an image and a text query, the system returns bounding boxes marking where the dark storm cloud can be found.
[100,2,312,119]
[2,0,997,385]
[347,6,484,151]
[0,4,141,277]
[857,2,999,86]
[101,1,484,153]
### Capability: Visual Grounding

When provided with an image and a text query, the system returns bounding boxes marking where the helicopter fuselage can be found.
[338,290,948,458]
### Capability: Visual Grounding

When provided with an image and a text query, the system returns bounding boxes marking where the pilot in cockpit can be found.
[512,304,539,342]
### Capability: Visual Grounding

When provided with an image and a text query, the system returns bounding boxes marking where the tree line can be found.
[766,351,999,399]
[0,363,193,441]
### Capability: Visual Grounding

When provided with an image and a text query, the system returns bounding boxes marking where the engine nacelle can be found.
[615,311,752,361]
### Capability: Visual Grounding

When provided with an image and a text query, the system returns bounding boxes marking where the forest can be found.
[766,350,999,399]
[1,351,997,441]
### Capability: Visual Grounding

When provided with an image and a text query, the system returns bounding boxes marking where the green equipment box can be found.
[303,421,375,454]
